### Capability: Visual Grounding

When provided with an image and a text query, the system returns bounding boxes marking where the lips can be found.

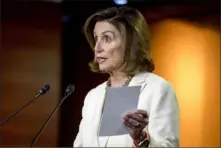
[97,57,107,64]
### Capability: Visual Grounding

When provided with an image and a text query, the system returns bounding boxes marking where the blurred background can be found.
[0,0,220,147]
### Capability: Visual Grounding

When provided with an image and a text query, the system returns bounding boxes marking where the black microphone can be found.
[0,84,50,126]
[30,84,75,147]
[36,84,50,98]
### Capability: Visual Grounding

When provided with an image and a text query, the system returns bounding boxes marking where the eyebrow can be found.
[94,30,115,37]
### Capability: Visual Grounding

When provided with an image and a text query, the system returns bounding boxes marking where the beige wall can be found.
[150,18,220,147]
[0,7,61,147]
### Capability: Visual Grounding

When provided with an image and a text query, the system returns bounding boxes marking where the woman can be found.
[74,6,179,147]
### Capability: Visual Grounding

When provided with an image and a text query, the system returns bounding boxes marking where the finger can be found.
[123,110,148,123]
[125,115,149,128]
[139,119,148,127]
[123,117,147,133]
[124,110,147,117]
[123,118,136,129]
[135,110,148,117]
[123,110,136,116]
[127,113,148,124]
[124,116,140,126]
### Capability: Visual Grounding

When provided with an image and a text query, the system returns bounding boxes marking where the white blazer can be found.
[73,72,180,147]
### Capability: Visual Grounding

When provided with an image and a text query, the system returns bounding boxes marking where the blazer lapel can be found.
[94,84,106,132]
[129,72,149,92]
[88,83,107,146]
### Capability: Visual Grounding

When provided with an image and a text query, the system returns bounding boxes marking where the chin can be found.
[99,66,112,73]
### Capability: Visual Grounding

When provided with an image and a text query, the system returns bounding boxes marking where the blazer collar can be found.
[98,71,149,88]
[129,72,149,86]
[96,72,149,99]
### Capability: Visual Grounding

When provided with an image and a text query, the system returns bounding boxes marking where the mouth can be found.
[97,57,107,64]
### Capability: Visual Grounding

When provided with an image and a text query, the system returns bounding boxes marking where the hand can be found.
[122,109,149,141]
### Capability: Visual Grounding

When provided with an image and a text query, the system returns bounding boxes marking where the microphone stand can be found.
[30,91,73,147]
[0,95,44,126]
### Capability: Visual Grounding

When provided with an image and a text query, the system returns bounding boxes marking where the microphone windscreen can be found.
[44,84,50,92]
[39,84,50,95]
[65,84,75,94]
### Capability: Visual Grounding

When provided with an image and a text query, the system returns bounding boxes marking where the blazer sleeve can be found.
[147,81,180,147]
[73,89,93,147]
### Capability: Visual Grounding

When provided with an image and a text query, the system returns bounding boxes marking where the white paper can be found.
[99,85,141,136]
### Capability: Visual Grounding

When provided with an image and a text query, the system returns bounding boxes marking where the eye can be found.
[94,36,98,42]
[104,35,112,43]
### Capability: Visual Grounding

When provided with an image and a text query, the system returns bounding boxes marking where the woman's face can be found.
[93,21,125,73]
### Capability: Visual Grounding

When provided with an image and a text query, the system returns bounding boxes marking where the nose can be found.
[94,41,103,53]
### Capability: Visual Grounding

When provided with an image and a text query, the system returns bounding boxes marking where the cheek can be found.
[110,49,124,65]
[104,43,124,64]
[103,44,115,58]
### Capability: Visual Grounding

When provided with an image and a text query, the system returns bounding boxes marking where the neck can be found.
[108,71,129,87]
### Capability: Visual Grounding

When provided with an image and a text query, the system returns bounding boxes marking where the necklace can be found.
[106,76,133,89]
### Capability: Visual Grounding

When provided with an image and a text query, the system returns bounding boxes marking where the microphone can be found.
[36,84,50,98]
[30,84,75,147]
[0,84,50,126]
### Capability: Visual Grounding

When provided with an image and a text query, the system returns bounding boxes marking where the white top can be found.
[73,72,180,147]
